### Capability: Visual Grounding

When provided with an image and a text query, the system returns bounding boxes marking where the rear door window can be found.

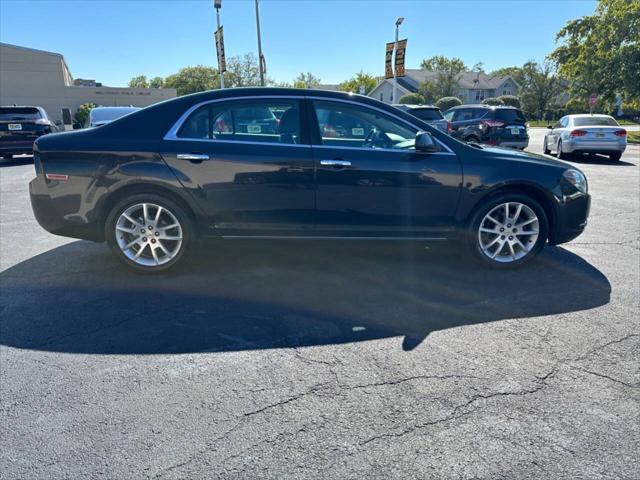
[178,99,301,144]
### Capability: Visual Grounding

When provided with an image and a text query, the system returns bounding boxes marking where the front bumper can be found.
[549,193,591,245]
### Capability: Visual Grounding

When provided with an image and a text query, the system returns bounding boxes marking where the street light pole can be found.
[393,17,404,104]
[255,0,265,86]
[214,0,224,89]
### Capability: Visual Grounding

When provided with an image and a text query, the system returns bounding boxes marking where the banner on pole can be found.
[394,39,407,77]
[385,42,395,79]
[215,26,226,73]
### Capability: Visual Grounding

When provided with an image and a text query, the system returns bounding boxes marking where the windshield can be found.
[90,108,139,124]
[0,107,42,121]
[411,109,444,121]
[573,116,619,127]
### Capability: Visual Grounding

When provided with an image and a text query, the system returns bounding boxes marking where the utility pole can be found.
[214,0,224,89]
[255,0,265,86]
[393,17,404,104]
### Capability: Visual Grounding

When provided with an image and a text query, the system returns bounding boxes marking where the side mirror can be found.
[72,123,82,130]
[54,120,63,126]
[415,131,438,152]
[547,125,553,129]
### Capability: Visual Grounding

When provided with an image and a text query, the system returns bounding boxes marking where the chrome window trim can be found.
[163,94,455,155]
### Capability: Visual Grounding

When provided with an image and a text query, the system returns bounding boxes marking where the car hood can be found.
[479,145,573,169]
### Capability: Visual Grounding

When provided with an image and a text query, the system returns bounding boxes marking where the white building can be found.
[369,69,518,105]
[0,43,176,123]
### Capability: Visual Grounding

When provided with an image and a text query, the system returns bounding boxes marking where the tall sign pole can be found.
[214,0,225,89]
[255,0,266,86]
[393,17,404,103]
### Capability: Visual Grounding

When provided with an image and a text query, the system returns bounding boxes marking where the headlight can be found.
[563,169,588,193]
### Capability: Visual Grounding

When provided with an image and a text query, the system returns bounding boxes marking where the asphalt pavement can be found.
[1,129,638,479]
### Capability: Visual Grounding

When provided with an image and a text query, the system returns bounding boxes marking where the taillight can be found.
[570,129,587,137]
[447,121,452,133]
[614,129,627,137]
[481,120,505,128]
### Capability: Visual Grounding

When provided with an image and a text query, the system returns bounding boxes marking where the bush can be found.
[74,103,97,126]
[436,96,462,112]
[482,97,504,106]
[398,93,424,105]
[498,95,521,108]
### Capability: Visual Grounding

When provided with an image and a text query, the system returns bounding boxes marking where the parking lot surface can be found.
[1,129,638,479]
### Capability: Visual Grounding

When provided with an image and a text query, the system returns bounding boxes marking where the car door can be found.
[549,117,565,148]
[309,98,462,238]
[161,97,315,236]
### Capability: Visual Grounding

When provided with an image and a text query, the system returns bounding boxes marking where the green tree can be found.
[74,103,97,126]
[550,0,640,107]
[498,95,522,108]
[398,93,424,105]
[519,60,562,119]
[163,66,218,96]
[417,81,438,104]
[293,72,321,89]
[224,53,262,87]
[339,71,378,95]
[128,75,149,88]
[149,76,164,88]
[482,97,504,106]
[435,96,462,112]
[420,55,467,98]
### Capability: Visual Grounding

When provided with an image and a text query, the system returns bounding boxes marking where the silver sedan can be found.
[543,114,627,161]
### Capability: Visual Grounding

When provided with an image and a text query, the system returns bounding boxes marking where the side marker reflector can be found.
[46,174,69,181]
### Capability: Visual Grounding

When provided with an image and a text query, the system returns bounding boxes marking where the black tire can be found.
[105,193,194,273]
[543,138,550,155]
[2,154,13,160]
[467,193,549,269]
[465,135,480,144]
[609,152,622,162]
[556,140,570,160]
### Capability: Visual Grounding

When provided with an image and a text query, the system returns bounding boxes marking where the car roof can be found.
[448,104,519,110]
[567,114,613,118]
[392,104,439,110]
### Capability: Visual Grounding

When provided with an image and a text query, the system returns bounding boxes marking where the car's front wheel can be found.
[543,138,550,155]
[468,194,548,269]
[105,193,193,273]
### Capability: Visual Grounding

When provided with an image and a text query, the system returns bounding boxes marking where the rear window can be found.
[494,109,527,123]
[0,107,42,121]
[411,109,444,121]
[573,116,619,127]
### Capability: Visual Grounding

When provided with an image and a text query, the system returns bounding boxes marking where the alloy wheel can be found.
[477,202,539,263]
[115,203,183,267]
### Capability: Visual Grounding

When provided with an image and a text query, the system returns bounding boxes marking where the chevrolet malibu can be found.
[30,88,590,272]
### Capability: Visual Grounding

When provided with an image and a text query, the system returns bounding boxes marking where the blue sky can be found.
[0,0,597,86]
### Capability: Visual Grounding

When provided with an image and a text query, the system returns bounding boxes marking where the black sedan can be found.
[29,88,590,272]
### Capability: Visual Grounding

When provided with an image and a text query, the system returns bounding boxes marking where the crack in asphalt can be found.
[570,365,639,389]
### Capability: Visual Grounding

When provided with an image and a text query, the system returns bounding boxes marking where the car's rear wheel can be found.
[465,135,480,144]
[106,193,193,273]
[468,194,548,269]
[609,152,622,162]
[2,154,13,160]
[556,140,570,160]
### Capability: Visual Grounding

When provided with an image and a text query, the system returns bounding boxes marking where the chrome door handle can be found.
[177,153,209,161]
[320,159,351,167]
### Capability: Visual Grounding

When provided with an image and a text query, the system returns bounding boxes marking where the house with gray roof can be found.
[368,69,518,104]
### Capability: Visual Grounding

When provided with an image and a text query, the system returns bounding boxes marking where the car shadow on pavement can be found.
[570,153,635,166]
[0,240,611,354]
[0,155,34,167]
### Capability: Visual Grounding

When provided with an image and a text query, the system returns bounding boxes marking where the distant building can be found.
[369,69,518,105]
[0,43,176,123]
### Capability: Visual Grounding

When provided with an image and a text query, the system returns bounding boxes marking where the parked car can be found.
[393,104,450,133]
[543,114,627,161]
[30,88,590,272]
[0,106,58,159]
[443,105,529,149]
[86,106,140,128]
